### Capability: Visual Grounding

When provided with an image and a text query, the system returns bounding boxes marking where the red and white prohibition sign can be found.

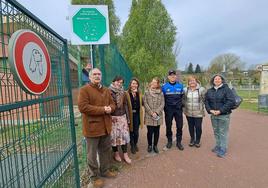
[8,29,51,95]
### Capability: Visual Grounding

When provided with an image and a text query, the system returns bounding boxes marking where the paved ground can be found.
[103,109,268,188]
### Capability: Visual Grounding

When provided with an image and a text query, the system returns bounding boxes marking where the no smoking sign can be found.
[8,30,51,95]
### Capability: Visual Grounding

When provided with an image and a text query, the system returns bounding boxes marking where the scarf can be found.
[109,83,125,108]
[149,88,161,98]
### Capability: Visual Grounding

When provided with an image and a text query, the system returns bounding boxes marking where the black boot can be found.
[153,145,159,153]
[130,143,136,154]
[176,142,184,151]
[147,145,152,153]
[166,140,172,149]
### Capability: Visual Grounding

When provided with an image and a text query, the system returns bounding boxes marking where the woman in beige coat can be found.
[143,77,165,153]
[183,75,206,148]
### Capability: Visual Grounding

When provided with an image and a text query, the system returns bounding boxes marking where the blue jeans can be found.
[210,114,230,150]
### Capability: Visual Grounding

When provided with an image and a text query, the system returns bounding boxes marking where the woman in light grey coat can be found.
[143,77,165,153]
[183,75,206,148]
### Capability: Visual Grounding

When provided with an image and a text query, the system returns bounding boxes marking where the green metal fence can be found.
[94,44,133,88]
[68,43,133,89]
[0,0,80,187]
[76,44,132,88]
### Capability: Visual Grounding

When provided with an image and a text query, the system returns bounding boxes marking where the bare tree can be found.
[173,39,182,65]
[173,39,181,58]
[208,53,244,74]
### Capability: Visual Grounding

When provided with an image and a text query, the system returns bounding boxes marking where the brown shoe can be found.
[102,170,117,178]
[90,178,104,188]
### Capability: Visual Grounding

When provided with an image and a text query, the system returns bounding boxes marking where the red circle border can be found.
[13,31,51,94]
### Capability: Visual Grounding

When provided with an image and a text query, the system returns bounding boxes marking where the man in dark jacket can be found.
[205,74,235,158]
[162,70,184,150]
[78,68,117,188]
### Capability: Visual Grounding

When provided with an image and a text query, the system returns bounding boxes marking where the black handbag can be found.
[231,88,243,110]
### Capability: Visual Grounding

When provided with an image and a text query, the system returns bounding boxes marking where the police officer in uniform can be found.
[162,70,184,150]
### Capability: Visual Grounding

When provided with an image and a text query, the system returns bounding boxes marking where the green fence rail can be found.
[78,44,133,88]
[0,0,80,187]
[94,44,133,88]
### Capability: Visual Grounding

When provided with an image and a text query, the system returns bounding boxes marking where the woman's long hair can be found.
[127,77,140,92]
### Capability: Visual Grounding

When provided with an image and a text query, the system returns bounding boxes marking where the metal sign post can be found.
[90,44,94,68]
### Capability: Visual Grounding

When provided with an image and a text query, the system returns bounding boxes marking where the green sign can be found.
[72,8,107,42]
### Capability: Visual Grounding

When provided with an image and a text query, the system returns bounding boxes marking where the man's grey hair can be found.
[88,68,101,77]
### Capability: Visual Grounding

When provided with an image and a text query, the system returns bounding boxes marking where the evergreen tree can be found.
[195,64,201,73]
[187,62,194,74]
[120,0,177,82]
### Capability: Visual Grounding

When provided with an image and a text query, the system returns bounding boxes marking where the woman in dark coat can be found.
[205,74,235,158]
[125,78,144,154]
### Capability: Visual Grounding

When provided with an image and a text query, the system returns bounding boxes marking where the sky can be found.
[16,0,268,70]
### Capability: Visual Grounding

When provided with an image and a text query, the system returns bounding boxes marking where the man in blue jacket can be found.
[162,70,184,150]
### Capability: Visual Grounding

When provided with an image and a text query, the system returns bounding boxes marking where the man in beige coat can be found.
[78,68,116,188]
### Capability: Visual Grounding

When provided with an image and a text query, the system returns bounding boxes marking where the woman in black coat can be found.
[205,74,235,158]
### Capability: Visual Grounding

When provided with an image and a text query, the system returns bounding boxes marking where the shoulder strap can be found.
[197,88,201,102]
[185,87,188,96]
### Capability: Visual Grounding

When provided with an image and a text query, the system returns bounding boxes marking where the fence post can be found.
[77,47,82,88]
[64,41,81,188]
[99,45,107,85]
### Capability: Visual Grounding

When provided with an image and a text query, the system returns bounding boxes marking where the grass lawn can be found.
[237,90,268,113]
[237,90,258,99]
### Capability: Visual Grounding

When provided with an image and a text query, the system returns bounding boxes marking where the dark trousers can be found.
[130,127,139,146]
[130,113,140,146]
[165,108,183,143]
[186,116,203,143]
[112,144,127,153]
[86,135,111,178]
[147,125,160,146]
